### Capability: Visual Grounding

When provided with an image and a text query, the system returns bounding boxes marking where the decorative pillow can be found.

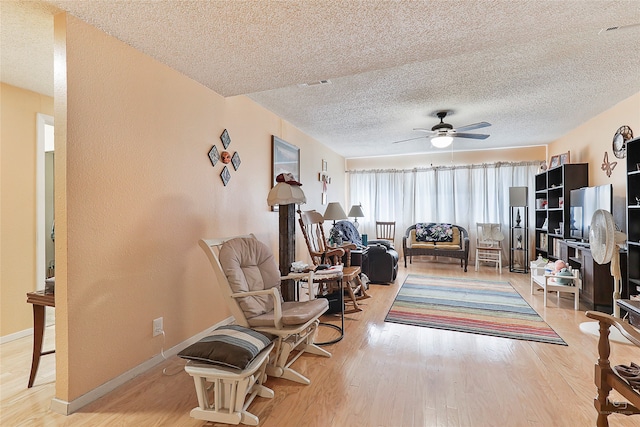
[178,325,274,370]
[415,223,454,242]
[415,223,430,242]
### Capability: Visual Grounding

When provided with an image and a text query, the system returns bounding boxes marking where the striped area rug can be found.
[385,274,567,345]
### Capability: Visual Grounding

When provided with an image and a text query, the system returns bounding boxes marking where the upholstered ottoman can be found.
[179,325,275,425]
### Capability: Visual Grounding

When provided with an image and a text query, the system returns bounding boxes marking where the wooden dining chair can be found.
[375,221,396,247]
[475,222,504,272]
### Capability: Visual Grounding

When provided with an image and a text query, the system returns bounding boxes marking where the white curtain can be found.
[348,161,540,262]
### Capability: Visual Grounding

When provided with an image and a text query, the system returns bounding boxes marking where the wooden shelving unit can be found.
[534,163,588,260]
[626,136,640,301]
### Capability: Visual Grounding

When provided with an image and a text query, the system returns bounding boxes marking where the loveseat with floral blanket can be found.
[402,223,470,271]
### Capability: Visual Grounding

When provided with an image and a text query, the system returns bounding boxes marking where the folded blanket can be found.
[315,265,343,275]
[333,221,362,246]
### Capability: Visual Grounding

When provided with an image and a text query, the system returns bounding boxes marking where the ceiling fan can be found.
[393,111,491,148]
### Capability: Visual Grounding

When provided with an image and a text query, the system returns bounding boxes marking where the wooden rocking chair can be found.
[298,210,370,313]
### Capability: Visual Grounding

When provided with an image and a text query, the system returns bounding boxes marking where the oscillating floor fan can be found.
[589,209,627,317]
[579,209,630,343]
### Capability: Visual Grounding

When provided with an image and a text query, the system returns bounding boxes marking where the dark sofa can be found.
[334,220,399,283]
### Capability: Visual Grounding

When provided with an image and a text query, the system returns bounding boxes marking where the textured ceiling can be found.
[2,0,639,158]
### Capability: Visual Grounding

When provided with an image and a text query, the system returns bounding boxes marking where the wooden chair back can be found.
[298,210,344,265]
[376,221,396,245]
[476,223,503,248]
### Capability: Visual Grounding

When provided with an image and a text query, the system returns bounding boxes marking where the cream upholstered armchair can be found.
[198,235,330,385]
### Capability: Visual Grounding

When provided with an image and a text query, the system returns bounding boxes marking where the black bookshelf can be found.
[534,163,588,260]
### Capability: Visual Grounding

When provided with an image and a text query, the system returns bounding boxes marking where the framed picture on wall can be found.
[559,151,570,165]
[272,136,300,211]
[549,155,561,169]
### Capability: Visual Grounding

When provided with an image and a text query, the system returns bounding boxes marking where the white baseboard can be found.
[49,316,234,415]
[1,328,33,344]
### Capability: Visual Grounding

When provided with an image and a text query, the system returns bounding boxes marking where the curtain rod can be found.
[346,160,542,174]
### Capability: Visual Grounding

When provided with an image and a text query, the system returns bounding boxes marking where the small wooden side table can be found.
[26,290,55,387]
[530,264,581,310]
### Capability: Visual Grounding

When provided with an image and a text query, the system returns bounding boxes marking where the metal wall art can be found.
[601,151,617,177]
[220,129,231,149]
[231,152,241,170]
[208,145,220,166]
[221,166,231,186]
[208,129,240,186]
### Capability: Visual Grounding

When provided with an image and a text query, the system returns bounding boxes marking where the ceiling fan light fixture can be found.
[431,135,453,148]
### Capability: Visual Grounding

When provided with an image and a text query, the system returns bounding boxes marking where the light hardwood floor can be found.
[2,260,639,426]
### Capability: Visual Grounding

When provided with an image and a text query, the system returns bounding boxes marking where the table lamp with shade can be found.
[324,202,348,246]
[348,204,365,229]
[267,173,306,300]
[323,202,347,226]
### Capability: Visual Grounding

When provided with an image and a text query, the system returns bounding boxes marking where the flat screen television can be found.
[569,184,613,242]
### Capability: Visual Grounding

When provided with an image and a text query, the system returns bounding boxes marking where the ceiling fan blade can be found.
[391,136,428,144]
[452,132,490,140]
[453,121,491,132]
[413,128,437,135]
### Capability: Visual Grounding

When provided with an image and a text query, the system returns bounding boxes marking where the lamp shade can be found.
[509,186,528,207]
[348,204,364,218]
[323,202,347,221]
[267,182,306,206]
[431,135,453,148]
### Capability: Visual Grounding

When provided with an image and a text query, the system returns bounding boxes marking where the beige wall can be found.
[44,13,345,403]
[0,83,54,336]
[548,92,640,232]
[346,145,547,170]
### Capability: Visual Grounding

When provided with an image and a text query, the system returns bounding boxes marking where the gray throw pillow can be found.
[178,325,274,370]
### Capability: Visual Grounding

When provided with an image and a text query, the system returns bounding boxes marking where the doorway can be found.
[37,113,54,290]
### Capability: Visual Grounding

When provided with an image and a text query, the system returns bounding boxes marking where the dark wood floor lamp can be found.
[267,175,306,301]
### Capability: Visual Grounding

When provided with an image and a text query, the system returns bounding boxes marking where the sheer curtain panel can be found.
[347,161,540,262]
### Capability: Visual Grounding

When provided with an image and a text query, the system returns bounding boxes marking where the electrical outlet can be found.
[153,317,163,336]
